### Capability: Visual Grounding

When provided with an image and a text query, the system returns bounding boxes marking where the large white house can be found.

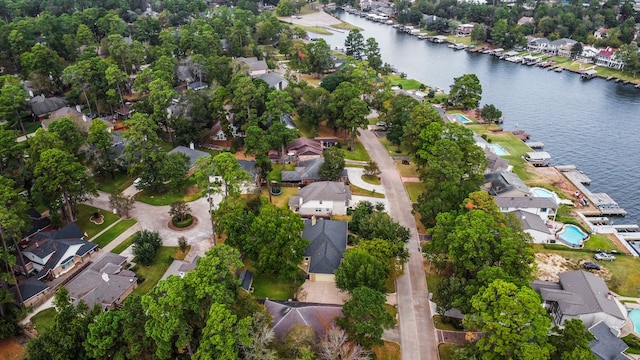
[289,181,351,217]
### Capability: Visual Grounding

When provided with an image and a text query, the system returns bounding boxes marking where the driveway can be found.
[299,281,349,305]
[358,129,439,359]
[346,167,385,194]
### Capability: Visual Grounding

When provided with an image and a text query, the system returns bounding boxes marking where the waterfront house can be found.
[483,147,510,173]
[301,217,348,282]
[548,38,577,55]
[531,270,627,333]
[456,23,475,36]
[289,181,351,217]
[65,253,137,310]
[494,196,558,220]
[595,47,624,70]
[558,43,574,58]
[509,210,552,244]
[484,170,530,197]
[578,46,599,63]
[527,37,550,53]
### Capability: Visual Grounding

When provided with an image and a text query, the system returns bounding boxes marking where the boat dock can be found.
[612,224,639,232]
[528,141,544,149]
[559,168,627,216]
[585,216,610,225]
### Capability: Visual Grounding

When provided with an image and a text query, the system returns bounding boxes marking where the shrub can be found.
[132,230,162,266]
[172,214,193,228]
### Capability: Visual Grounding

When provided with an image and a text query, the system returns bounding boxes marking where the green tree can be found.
[132,230,162,266]
[480,104,502,125]
[250,203,307,279]
[345,30,365,60]
[193,303,241,360]
[616,44,640,77]
[403,102,443,153]
[33,148,97,223]
[160,152,190,193]
[490,19,509,47]
[87,120,117,179]
[386,94,419,151]
[268,121,297,166]
[471,23,486,44]
[304,39,333,77]
[364,37,382,71]
[337,286,394,349]
[108,193,135,218]
[47,118,84,154]
[335,248,389,293]
[449,74,482,110]
[550,319,597,360]
[465,280,553,360]
[319,146,345,181]
[0,126,24,180]
[570,42,584,59]
[169,201,192,222]
[0,83,29,135]
[363,160,381,177]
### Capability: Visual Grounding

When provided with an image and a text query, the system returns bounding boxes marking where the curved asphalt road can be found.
[358,130,439,360]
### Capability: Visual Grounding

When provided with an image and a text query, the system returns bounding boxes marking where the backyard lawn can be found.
[75,204,120,239]
[268,163,296,183]
[404,182,426,202]
[30,307,56,335]
[111,232,138,254]
[534,245,640,296]
[96,171,133,194]
[384,74,425,90]
[252,272,302,300]
[91,218,137,248]
[261,187,298,208]
[131,246,188,296]
[135,183,202,206]
[341,140,371,162]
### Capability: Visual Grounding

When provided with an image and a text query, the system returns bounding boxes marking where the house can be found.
[302,217,348,282]
[524,151,551,167]
[176,64,193,84]
[484,170,531,197]
[517,16,534,26]
[313,137,339,149]
[578,46,599,63]
[239,270,254,292]
[282,158,325,184]
[210,119,245,141]
[187,81,209,91]
[548,38,577,55]
[258,72,288,90]
[596,47,624,70]
[9,279,49,307]
[532,270,627,332]
[509,210,552,244]
[286,137,324,162]
[594,27,608,39]
[21,208,52,243]
[264,299,343,339]
[115,105,133,120]
[237,57,269,77]
[22,222,98,280]
[238,159,260,192]
[483,147,510,173]
[558,43,574,58]
[289,181,351,217]
[65,253,137,310]
[588,321,630,360]
[456,23,475,36]
[30,95,67,120]
[168,144,211,171]
[494,196,557,220]
[527,37,550,53]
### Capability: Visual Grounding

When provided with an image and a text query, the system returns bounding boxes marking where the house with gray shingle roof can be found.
[302,218,347,282]
[168,144,211,171]
[9,279,49,307]
[22,222,98,280]
[30,95,67,119]
[494,196,557,221]
[509,210,552,244]
[289,181,351,217]
[588,321,630,360]
[65,253,137,310]
[258,72,288,90]
[532,271,628,332]
[484,170,530,197]
[264,300,343,339]
[237,57,268,77]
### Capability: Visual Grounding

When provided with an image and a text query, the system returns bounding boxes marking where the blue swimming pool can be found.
[533,188,555,198]
[559,225,588,247]
[630,309,640,333]
[487,144,510,156]
[454,114,472,123]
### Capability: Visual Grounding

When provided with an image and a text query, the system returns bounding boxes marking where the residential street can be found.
[358,130,439,359]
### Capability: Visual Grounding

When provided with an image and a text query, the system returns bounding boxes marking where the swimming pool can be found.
[532,188,554,198]
[454,114,472,123]
[630,309,640,333]
[487,144,510,156]
[559,225,588,247]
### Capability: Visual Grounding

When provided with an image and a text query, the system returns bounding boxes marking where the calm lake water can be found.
[320,11,640,225]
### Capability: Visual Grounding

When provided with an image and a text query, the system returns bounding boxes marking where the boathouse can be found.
[524,151,551,167]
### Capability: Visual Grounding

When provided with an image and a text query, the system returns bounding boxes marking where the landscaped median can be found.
[75,204,119,238]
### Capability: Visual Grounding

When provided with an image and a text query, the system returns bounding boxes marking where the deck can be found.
[561,168,627,217]
[528,141,544,149]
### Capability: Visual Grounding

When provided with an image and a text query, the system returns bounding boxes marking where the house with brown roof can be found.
[65,253,137,310]
[286,137,324,162]
[264,300,343,339]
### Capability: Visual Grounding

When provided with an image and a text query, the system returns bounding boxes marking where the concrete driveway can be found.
[346,167,385,194]
[299,281,349,305]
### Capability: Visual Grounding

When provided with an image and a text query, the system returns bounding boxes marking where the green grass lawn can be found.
[349,184,385,198]
[378,136,411,156]
[268,163,296,183]
[362,174,381,185]
[75,204,120,239]
[111,232,138,254]
[331,22,362,31]
[384,74,425,90]
[433,315,464,331]
[292,24,332,35]
[535,245,640,296]
[96,171,134,194]
[373,341,401,360]
[439,343,462,360]
[396,162,420,177]
[583,233,617,252]
[261,187,299,208]
[134,183,203,206]
[444,35,473,46]
[341,140,371,162]
[252,272,302,300]
[131,246,189,296]
[24,121,42,134]
[30,307,56,335]
[623,334,640,354]
[91,218,137,248]
[404,182,426,202]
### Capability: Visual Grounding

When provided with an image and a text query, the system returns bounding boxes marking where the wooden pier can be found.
[560,168,628,216]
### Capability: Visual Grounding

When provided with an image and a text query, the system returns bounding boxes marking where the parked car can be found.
[583,261,601,270]
[594,252,616,261]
